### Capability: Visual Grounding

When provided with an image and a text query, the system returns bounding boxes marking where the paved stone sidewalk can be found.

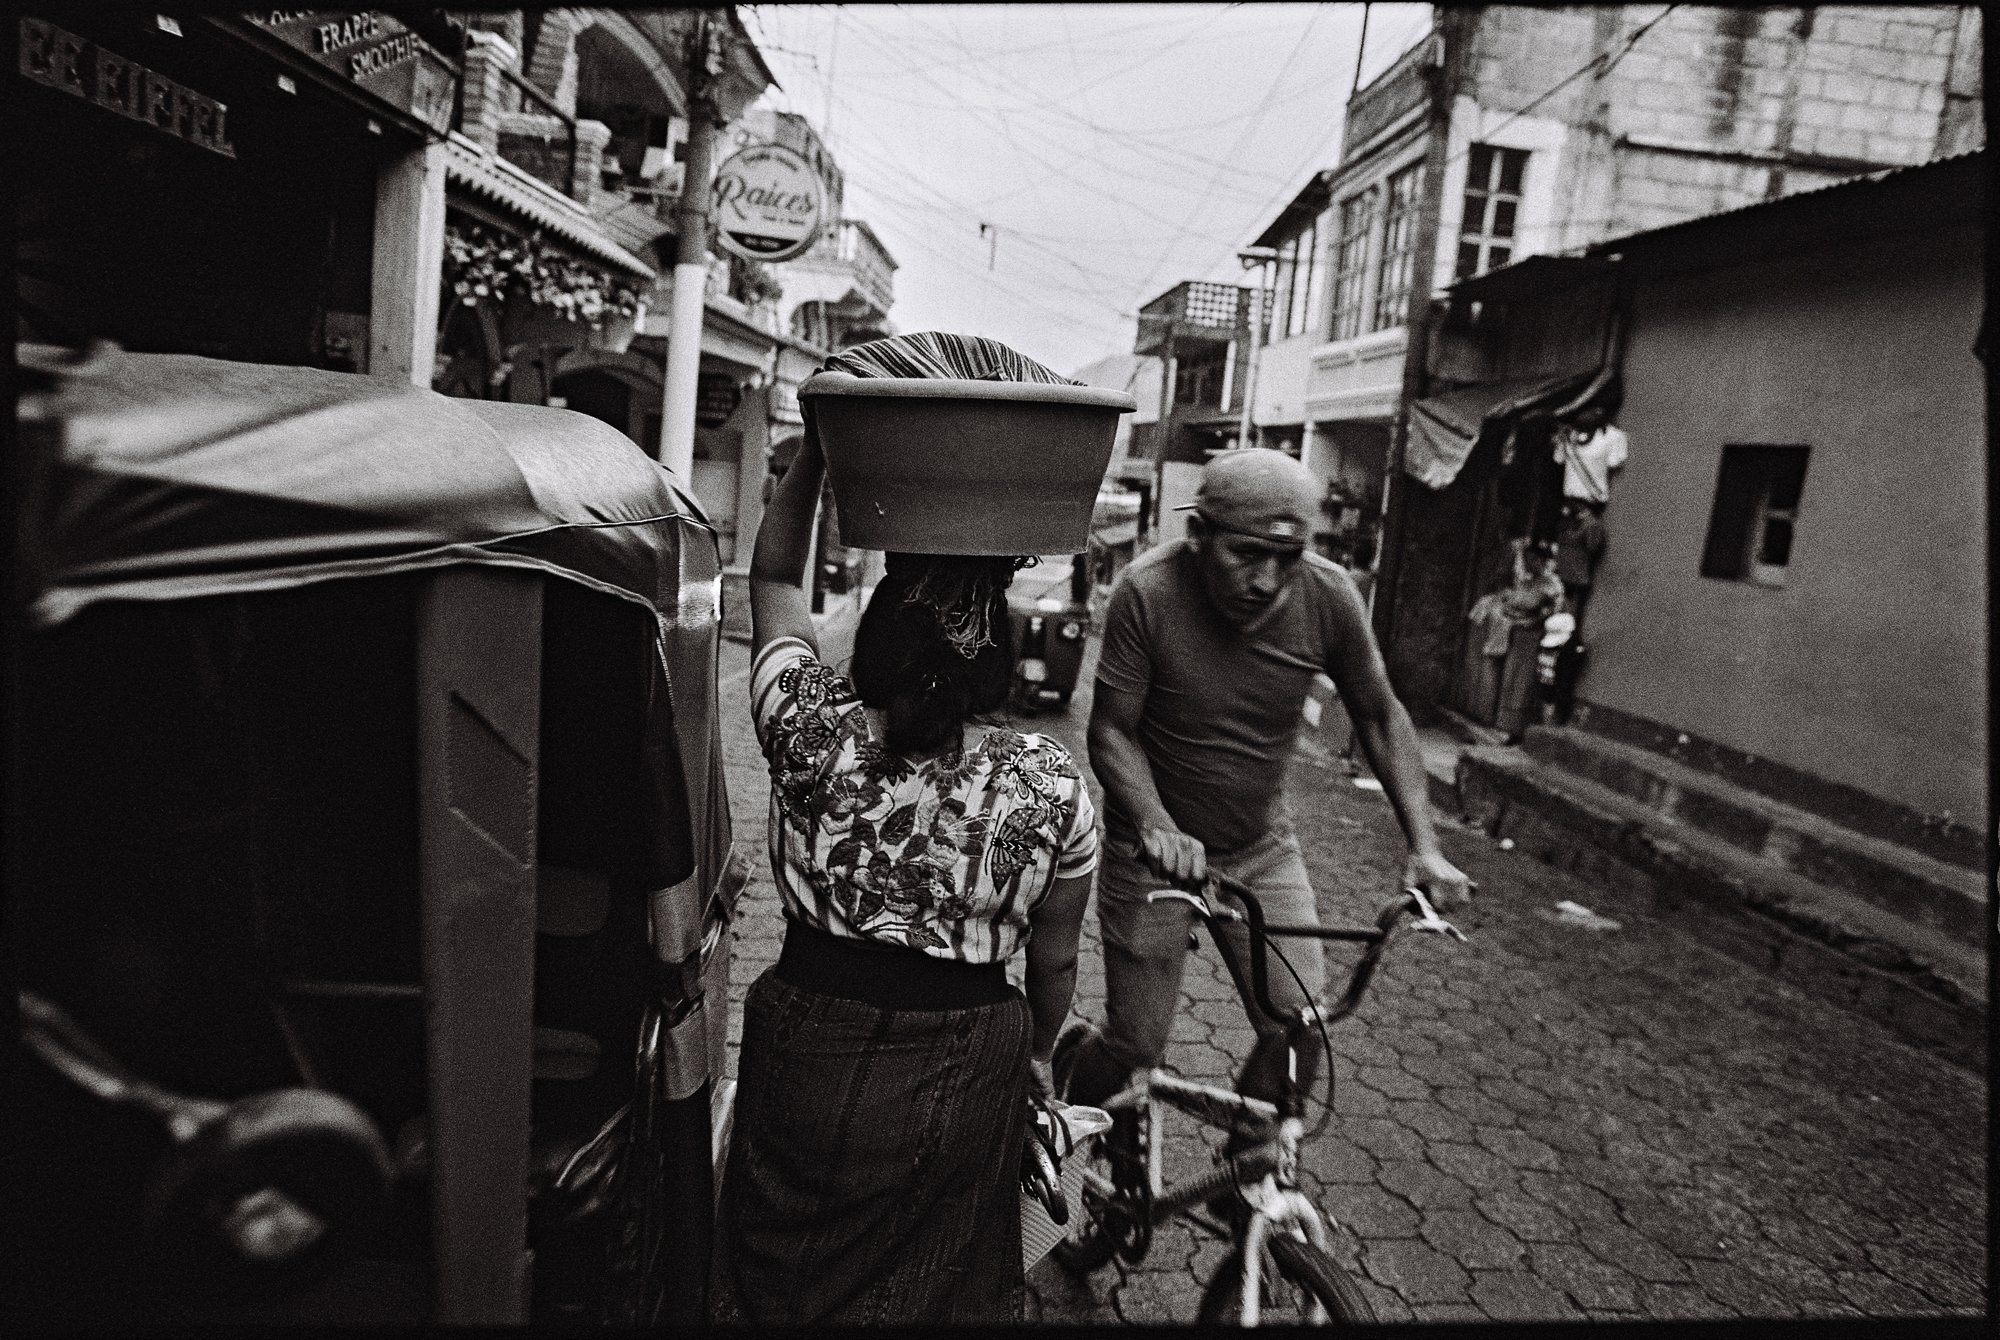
[711,626,1985,1325]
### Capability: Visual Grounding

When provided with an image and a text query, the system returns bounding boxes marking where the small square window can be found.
[1700,446,1811,586]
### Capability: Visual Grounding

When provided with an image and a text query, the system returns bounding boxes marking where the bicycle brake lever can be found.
[1406,887,1468,941]
[1144,886,1241,923]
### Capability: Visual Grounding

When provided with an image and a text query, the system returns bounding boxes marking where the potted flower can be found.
[443,220,644,352]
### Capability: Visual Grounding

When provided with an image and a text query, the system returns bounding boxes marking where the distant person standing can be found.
[1552,402,1627,619]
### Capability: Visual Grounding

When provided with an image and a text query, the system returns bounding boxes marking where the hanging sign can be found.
[18,18,237,157]
[247,10,457,134]
[711,142,824,264]
[695,372,743,428]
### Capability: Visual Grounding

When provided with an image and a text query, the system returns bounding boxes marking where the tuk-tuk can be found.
[1007,555,1092,713]
[9,343,743,1326]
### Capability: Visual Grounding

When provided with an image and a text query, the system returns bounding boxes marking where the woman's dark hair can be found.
[851,552,1019,757]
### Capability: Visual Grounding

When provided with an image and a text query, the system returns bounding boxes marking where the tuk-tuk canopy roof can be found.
[18,343,718,628]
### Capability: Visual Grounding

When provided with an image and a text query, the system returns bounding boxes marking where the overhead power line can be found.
[1131,1,1333,302]
[1221,2,1684,284]
[833,16,1308,204]
[1437,3,1683,178]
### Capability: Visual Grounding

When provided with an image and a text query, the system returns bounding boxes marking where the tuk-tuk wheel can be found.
[142,1088,395,1286]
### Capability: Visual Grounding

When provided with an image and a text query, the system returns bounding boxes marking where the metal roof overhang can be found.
[1584,148,1984,272]
[1251,171,1335,250]
[445,135,658,280]
[1446,254,1614,305]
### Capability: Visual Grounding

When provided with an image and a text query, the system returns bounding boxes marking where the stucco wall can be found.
[1580,219,1985,823]
[1253,333,1316,426]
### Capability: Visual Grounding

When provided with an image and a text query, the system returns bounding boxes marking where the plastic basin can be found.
[800,372,1137,555]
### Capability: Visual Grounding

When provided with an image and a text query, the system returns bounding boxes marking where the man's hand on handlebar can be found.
[1139,823,1206,885]
[1403,849,1473,915]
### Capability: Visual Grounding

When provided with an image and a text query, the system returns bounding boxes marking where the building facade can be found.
[1233,4,1985,632]
[18,10,463,384]
[1125,279,1264,543]
[1433,152,1985,973]
[430,7,780,574]
[1571,154,1983,828]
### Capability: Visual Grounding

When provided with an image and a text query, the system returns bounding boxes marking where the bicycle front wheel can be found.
[1197,1233,1377,1326]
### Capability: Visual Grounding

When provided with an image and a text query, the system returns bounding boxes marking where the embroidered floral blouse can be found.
[751,636,1099,964]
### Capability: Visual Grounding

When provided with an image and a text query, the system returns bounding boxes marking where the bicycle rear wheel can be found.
[1196,1232,1376,1326]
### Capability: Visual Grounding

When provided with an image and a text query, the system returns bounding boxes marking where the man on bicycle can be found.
[1059,448,1471,1141]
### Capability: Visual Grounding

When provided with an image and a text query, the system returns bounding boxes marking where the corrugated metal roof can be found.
[1450,150,1982,297]
[1583,148,1984,257]
[444,135,658,280]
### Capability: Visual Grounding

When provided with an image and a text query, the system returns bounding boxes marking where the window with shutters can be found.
[1699,446,1811,587]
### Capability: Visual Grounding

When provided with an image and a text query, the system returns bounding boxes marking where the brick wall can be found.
[497,114,575,196]
[464,10,525,55]
[1461,5,1979,252]
[459,31,518,153]
[523,7,580,117]
[1466,5,1599,125]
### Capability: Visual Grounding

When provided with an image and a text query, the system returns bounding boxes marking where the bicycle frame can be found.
[1066,876,1416,1316]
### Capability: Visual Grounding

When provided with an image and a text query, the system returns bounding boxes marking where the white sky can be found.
[740,3,1434,377]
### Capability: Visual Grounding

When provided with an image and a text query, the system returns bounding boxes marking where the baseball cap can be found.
[1176,449,1316,544]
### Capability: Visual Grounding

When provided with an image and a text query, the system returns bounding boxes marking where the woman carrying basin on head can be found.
[708,333,1106,1325]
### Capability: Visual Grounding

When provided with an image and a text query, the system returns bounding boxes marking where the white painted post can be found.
[659,16,719,480]
[370,141,448,386]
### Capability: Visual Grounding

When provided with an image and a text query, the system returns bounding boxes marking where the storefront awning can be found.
[1404,371,1593,490]
[445,135,657,280]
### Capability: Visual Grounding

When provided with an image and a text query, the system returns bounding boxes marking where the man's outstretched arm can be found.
[1320,568,1472,909]
[1089,679,1205,885]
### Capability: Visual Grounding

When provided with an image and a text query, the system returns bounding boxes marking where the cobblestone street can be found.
[713,609,1985,1325]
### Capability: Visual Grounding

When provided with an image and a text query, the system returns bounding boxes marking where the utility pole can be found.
[1236,246,1278,450]
[659,11,720,480]
[1369,18,1457,671]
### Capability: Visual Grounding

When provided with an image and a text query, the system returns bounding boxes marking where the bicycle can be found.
[1052,873,1463,1325]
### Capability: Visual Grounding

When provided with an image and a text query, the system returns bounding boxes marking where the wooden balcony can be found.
[1134,280,1260,356]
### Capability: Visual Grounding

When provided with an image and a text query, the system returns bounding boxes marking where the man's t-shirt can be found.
[1095,540,1357,854]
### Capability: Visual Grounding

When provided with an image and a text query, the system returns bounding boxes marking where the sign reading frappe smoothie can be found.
[248,10,457,134]
[711,142,824,264]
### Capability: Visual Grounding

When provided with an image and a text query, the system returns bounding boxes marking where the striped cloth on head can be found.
[822,330,1081,385]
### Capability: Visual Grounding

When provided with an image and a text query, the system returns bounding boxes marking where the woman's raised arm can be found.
[748,433,826,656]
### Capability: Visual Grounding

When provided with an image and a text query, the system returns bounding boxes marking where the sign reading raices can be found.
[712,142,824,264]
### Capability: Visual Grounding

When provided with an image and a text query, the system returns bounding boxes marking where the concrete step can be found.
[1518,726,1986,954]
[1455,745,1986,1074]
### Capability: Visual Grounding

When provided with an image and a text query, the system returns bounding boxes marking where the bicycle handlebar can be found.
[1151,873,1416,1031]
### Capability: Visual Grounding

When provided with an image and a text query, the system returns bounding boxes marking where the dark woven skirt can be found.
[708,948,1033,1325]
